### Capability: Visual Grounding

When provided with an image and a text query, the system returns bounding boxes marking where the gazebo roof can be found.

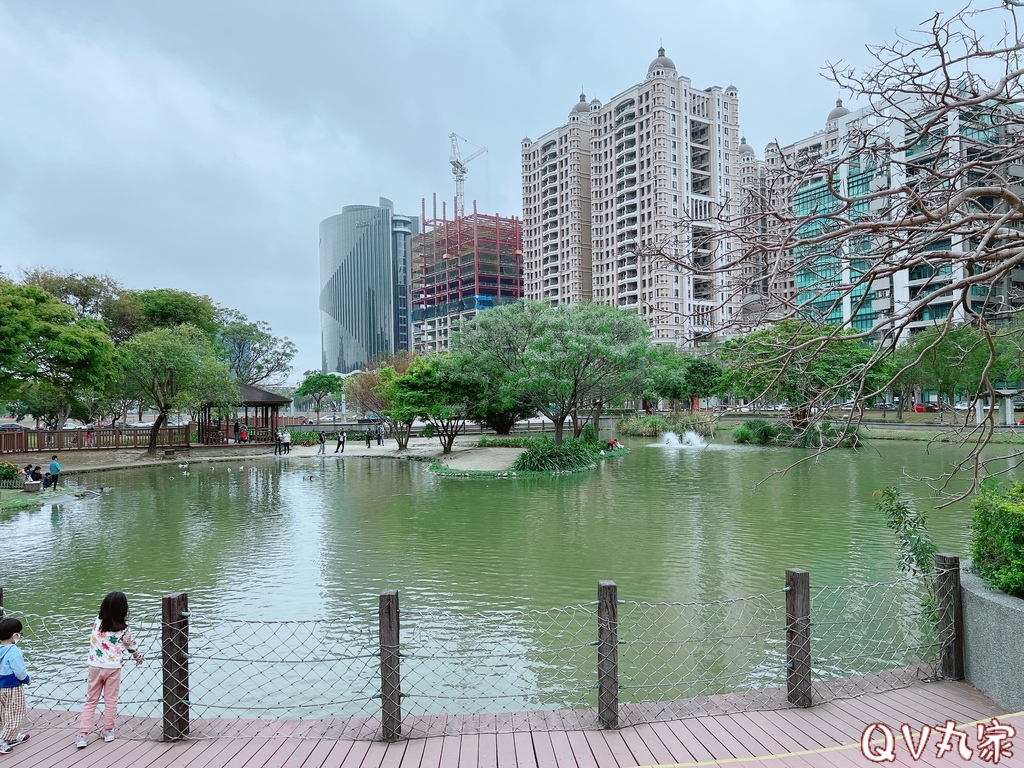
[237,383,292,406]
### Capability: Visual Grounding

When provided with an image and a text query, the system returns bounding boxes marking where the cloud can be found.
[0,0,981,374]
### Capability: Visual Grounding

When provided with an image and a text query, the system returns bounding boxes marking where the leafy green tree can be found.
[343,352,417,448]
[120,324,237,453]
[0,285,116,428]
[447,346,534,435]
[19,268,123,319]
[383,354,476,454]
[216,309,297,386]
[294,372,343,423]
[903,325,991,409]
[456,301,652,444]
[719,320,885,432]
[647,349,722,411]
[135,288,219,335]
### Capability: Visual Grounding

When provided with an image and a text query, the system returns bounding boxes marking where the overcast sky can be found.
[0,1,993,378]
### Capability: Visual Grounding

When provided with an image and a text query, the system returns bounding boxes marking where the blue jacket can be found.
[50,460,61,475]
[0,643,30,688]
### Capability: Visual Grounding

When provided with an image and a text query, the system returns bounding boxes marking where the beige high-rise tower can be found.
[521,48,743,345]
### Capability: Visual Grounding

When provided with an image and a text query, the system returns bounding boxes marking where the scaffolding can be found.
[411,195,523,354]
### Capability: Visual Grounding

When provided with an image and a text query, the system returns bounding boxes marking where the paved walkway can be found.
[1,436,524,479]
[12,680,1016,767]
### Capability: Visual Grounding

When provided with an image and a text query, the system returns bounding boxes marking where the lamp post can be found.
[938,378,943,424]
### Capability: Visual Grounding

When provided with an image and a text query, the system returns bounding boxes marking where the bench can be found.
[164,449,176,458]
[23,480,42,493]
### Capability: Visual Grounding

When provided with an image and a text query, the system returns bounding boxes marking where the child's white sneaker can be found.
[75,733,87,749]
[7,734,28,746]
[0,742,11,755]
[102,729,116,743]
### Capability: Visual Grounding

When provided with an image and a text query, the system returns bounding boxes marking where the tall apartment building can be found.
[410,196,523,354]
[755,98,1024,339]
[319,198,418,373]
[522,48,743,345]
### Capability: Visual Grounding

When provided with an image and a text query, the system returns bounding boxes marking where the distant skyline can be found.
[0,1,994,375]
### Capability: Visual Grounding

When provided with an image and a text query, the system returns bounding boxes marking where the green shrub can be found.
[617,415,671,436]
[420,423,435,438]
[579,423,599,446]
[970,482,1024,599]
[731,419,858,448]
[875,486,937,616]
[285,429,324,446]
[732,419,784,445]
[789,422,859,448]
[0,462,19,482]
[512,437,598,473]
[477,436,534,448]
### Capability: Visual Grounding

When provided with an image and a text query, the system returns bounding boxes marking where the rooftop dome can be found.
[571,92,589,113]
[737,136,755,156]
[827,98,850,122]
[647,46,676,75]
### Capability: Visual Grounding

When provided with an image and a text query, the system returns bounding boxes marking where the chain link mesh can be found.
[810,573,941,701]
[9,572,953,741]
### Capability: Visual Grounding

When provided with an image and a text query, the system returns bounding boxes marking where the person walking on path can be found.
[274,430,282,455]
[282,430,291,454]
[75,592,144,749]
[0,618,31,754]
[335,429,345,453]
[376,424,384,445]
[85,429,94,448]
[48,455,61,488]
[365,428,373,448]
[317,431,326,454]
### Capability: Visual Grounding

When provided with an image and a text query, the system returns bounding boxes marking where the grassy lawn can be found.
[0,488,43,512]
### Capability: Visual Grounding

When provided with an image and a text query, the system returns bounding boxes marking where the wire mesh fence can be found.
[7,566,954,742]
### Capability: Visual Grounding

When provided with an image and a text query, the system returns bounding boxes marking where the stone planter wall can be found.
[961,568,1024,712]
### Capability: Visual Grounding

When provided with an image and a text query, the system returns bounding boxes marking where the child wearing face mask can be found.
[0,618,31,754]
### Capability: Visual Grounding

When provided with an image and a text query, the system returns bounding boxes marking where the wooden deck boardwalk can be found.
[14,680,1017,768]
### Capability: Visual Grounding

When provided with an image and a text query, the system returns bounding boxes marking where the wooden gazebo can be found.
[198,383,292,445]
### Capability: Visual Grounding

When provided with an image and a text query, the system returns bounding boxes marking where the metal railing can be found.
[4,556,961,743]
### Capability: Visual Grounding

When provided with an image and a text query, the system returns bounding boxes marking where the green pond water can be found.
[4,436,987,617]
[0,435,999,718]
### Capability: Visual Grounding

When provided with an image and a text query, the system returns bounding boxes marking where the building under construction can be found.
[411,195,523,354]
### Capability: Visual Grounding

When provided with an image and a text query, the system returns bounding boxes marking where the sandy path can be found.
[1,436,524,476]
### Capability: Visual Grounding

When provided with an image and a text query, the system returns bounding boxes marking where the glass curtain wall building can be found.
[319,198,417,373]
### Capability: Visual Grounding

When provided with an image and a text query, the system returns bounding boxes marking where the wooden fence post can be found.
[935,553,965,681]
[379,590,402,741]
[161,592,190,741]
[597,580,619,729]
[785,569,812,707]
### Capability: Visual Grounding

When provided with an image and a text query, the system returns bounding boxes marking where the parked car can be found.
[913,403,938,413]
[128,421,153,429]
[0,422,27,430]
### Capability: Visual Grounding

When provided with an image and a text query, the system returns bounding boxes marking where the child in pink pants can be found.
[76,592,143,749]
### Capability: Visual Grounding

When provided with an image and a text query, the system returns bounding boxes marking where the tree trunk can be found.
[553,416,566,446]
[147,412,167,455]
[790,406,810,435]
[387,418,413,450]
[591,402,604,430]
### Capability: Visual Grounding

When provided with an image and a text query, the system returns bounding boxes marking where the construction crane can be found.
[449,133,488,219]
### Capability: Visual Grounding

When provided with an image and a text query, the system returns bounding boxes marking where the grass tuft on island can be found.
[432,434,629,477]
